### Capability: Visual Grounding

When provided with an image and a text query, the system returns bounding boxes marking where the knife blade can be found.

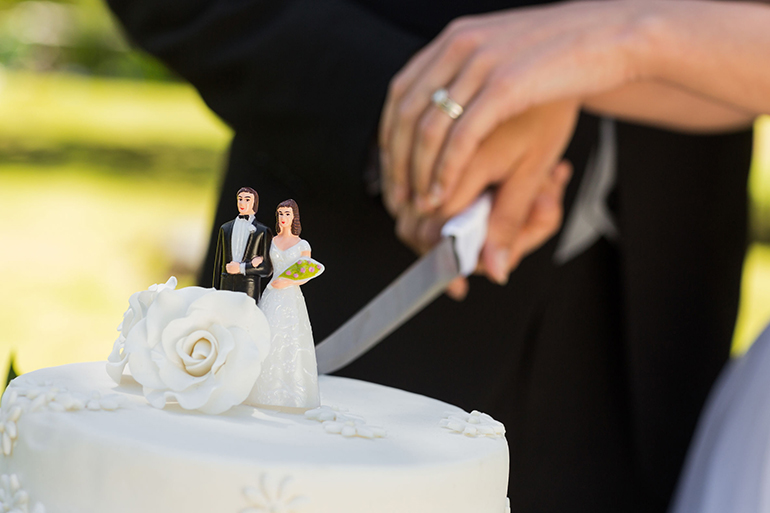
[315,193,491,374]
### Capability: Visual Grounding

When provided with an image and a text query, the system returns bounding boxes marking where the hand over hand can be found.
[379,1,646,286]
[226,261,241,274]
[389,100,578,290]
[251,256,263,267]
[379,1,641,215]
[395,155,573,299]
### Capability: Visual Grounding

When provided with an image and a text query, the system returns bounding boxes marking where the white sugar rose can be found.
[116,284,271,414]
[107,276,178,383]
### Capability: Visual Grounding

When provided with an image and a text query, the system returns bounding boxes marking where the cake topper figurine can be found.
[247,199,325,411]
[212,187,273,303]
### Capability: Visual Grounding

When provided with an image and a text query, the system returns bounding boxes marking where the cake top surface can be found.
[9,362,506,469]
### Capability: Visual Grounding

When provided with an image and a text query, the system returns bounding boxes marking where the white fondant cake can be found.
[1,362,509,513]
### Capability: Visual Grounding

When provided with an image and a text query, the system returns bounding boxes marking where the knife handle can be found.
[441,193,492,276]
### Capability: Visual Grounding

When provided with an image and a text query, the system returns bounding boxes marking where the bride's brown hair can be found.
[275,199,301,236]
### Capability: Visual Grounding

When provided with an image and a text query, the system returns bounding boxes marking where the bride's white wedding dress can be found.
[249,238,320,409]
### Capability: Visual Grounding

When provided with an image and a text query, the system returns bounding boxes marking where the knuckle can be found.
[396,225,417,249]
[418,117,440,146]
[472,47,499,70]
[489,72,513,96]
[446,15,474,34]
[446,29,481,57]
[448,122,471,149]
[389,72,409,98]
[397,97,421,122]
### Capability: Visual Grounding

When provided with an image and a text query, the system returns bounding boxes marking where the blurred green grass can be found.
[0,68,769,388]
[0,71,231,378]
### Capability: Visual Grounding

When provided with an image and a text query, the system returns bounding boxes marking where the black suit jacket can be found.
[212,217,272,301]
[106,2,751,511]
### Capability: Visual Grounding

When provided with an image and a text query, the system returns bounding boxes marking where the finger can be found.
[394,202,447,256]
[384,31,483,215]
[437,117,531,219]
[394,205,422,254]
[508,160,572,269]
[429,81,510,217]
[379,14,484,149]
[479,151,558,285]
[380,41,446,150]
[410,49,497,210]
[445,276,469,301]
[380,45,446,215]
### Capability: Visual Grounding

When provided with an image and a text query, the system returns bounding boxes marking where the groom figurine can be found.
[212,186,272,302]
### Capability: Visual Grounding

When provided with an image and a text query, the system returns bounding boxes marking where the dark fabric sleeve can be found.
[245,228,273,278]
[106,0,425,192]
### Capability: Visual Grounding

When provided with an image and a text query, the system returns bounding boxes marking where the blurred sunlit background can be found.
[1,0,770,392]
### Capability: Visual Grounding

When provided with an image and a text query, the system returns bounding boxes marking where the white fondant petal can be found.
[144,388,169,409]
[206,323,235,375]
[105,354,128,385]
[170,385,215,412]
[200,330,264,414]
[126,333,166,391]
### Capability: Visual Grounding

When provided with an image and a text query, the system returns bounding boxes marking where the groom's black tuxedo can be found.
[212,217,272,302]
[106,1,751,512]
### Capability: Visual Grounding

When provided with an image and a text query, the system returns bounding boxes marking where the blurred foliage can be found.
[733,243,770,355]
[0,0,174,80]
[750,117,770,243]
[0,70,231,381]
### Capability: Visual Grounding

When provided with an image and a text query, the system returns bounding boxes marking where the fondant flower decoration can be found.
[241,473,308,513]
[114,284,271,414]
[305,406,386,439]
[107,276,178,382]
[0,473,45,513]
[0,395,21,457]
[440,410,506,438]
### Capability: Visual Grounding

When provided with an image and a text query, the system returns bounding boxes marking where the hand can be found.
[226,261,241,274]
[271,278,294,289]
[390,100,578,290]
[480,159,572,285]
[380,1,643,214]
[395,158,573,298]
[251,256,263,267]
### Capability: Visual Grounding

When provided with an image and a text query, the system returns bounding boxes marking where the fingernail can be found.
[488,246,509,286]
[427,183,443,209]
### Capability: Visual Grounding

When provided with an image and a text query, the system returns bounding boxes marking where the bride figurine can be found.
[248,199,323,411]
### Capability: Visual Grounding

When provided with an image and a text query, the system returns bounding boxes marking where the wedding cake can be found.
[0,279,509,513]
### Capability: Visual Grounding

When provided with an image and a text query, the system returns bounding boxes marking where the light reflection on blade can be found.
[315,237,458,374]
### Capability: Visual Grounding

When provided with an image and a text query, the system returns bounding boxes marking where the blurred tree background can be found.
[0,0,769,387]
[0,0,231,379]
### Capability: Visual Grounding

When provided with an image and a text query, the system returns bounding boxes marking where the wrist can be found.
[612,0,665,83]
[622,0,689,84]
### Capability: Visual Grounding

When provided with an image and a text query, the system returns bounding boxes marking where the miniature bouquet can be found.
[279,257,325,283]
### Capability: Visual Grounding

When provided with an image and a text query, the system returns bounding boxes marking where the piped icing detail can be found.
[241,473,308,513]
[440,410,506,438]
[0,473,45,513]
[0,380,128,457]
[305,405,386,439]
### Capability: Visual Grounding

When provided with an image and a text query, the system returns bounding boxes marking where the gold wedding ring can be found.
[431,88,464,120]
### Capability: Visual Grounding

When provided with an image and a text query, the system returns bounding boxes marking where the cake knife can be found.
[315,193,491,374]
